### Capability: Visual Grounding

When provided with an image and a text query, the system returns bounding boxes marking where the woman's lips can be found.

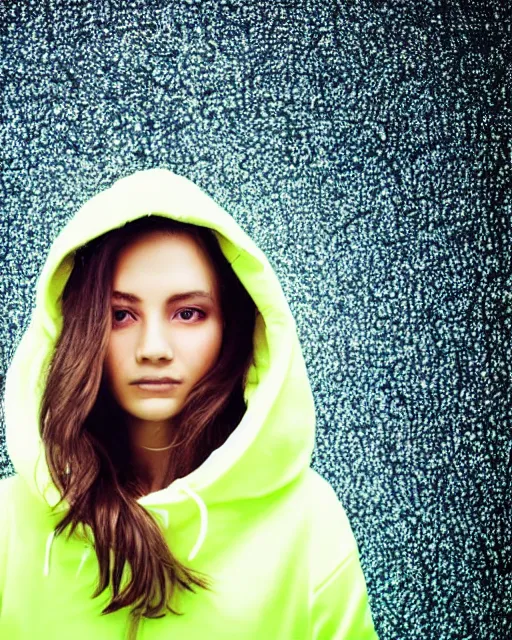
[135,382,181,392]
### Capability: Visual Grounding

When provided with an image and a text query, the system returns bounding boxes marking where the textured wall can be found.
[1,1,511,638]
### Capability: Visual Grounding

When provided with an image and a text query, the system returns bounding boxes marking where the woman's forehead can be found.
[112,231,220,298]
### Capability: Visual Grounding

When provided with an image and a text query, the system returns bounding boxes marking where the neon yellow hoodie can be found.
[0,169,378,639]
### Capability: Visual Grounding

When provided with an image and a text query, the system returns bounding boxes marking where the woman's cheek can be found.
[187,326,222,371]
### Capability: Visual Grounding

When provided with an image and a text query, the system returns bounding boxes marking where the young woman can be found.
[0,169,378,639]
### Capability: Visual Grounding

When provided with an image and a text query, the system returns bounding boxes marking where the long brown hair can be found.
[39,215,257,638]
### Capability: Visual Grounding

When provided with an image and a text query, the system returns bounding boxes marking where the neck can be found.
[127,418,174,492]
[127,417,173,449]
[139,442,174,451]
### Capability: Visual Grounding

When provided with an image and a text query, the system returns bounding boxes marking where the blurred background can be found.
[0,1,510,637]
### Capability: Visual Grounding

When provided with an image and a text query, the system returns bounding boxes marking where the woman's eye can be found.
[112,309,134,325]
[177,308,205,321]
[113,309,131,324]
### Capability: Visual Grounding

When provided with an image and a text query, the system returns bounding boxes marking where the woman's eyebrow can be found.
[112,290,214,304]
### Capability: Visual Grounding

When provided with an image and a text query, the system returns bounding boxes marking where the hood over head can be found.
[3,168,316,562]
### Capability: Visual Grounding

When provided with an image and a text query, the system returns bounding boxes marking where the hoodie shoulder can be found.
[0,474,18,600]
[0,473,19,522]
[0,473,18,507]
[306,469,360,590]
[306,470,379,638]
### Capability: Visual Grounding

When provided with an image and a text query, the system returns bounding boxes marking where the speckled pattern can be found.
[1,1,511,638]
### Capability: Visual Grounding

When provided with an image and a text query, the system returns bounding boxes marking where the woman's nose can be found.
[135,323,174,362]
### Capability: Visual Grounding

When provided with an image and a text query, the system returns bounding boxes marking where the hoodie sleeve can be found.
[0,476,13,614]
[311,549,379,639]
[308,472,379,639]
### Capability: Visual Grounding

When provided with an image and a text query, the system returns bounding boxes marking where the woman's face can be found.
[103,230,223,426]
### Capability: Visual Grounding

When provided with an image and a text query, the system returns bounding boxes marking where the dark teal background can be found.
[1,1,511,637]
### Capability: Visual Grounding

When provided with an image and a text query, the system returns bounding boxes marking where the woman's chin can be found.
[125,400,182,423]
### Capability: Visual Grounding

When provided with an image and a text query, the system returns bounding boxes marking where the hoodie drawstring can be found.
[148,481,209,562]
[173,481,209,562]
[43,529,56,577]
[42,481,209,577]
